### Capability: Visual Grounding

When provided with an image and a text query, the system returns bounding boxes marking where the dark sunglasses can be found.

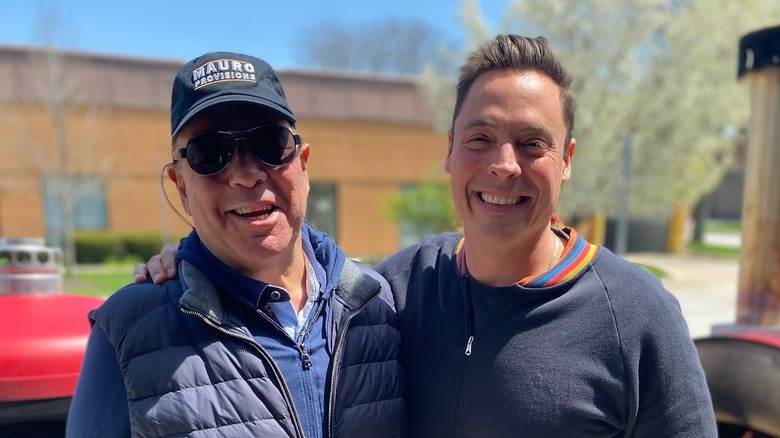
[172,125,302,176]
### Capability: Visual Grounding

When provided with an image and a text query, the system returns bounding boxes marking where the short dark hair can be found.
[452,35,575,146]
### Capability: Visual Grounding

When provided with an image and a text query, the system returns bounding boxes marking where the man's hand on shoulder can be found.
[132,243,179,284]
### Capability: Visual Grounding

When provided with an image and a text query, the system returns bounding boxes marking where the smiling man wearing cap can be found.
[66,52,406,438]
[133,36,717,437]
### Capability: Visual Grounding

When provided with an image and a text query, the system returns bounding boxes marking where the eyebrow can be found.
[517,124,556,141]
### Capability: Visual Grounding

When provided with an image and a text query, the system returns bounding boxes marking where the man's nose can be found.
[227,139,269,186]
[489,142,521,179]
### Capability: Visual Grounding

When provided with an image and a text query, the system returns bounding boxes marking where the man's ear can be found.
[300,143,311,192]
[166,164,192,216]
[444,130,454,173]
[300,143,311,169]
[562,137,576,181]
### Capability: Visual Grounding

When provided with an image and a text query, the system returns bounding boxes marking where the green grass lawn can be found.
[64,243,736,296]
[71,260,670,294]
[64,263,138,297]
[638,264,665,278]
[688,242,741,259]
[704,219,742,233]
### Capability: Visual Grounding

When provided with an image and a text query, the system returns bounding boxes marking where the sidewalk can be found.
[624,252,739,340]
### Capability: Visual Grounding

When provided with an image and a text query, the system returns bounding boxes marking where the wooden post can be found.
[666,203,690,254]
[589,212,606,246]
[735,26,780,325]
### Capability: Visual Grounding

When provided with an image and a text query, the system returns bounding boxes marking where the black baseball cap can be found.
[170,51,296,138]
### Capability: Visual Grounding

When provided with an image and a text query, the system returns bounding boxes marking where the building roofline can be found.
[0,44,423,84]
[0,45,435,125]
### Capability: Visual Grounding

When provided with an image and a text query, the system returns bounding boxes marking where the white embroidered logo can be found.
[191,59,257,90]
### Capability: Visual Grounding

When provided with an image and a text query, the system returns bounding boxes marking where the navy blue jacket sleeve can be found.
[66,326,130,437]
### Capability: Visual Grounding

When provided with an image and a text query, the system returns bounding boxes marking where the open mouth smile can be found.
[231,205,276,220]
[478,192,528,205]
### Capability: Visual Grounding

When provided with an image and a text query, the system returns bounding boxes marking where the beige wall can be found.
[0,46,450,258]
[300,118,448,256]
[0,178,45,237]
[1,106,449,259]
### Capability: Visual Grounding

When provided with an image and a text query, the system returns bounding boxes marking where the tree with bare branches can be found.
[1,8,111,276]
[295,18,454,74]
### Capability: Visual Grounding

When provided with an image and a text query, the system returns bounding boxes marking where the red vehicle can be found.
[695,25,780,438]
[0,238,105,437]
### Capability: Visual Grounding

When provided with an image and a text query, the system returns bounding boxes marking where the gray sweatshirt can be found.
[376,230,716,437]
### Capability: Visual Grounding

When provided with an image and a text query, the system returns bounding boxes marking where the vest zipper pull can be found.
[300,345,312,370]
[465,336,474,356]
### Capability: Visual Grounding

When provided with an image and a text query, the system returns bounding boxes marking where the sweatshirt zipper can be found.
[464,274,476,356]
[326,290,380,437]
[181,307,306,438]
[451,274,476,436]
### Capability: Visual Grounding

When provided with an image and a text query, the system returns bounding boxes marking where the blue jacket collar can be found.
[174,224,345,309]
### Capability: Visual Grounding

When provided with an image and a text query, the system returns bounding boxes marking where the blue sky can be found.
[0,0,511,68]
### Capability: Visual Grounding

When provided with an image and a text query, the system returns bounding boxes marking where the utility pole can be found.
[615,131,633,256]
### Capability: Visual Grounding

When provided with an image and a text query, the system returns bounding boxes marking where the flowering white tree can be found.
[628,0,780,215]
[422,0,780,223]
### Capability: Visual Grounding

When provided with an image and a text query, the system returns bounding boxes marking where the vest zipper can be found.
[326,290,380,437]
[181,307,306,438]
[297,298,326,371]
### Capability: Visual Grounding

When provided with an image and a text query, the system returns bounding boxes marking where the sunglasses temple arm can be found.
[160,164,195,230]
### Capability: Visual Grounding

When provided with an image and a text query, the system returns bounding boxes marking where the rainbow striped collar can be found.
[455,227,599,288]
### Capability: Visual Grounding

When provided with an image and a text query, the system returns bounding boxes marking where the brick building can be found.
[0,45,447,259]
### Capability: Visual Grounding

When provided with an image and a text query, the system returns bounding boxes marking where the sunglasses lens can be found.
[180,126,299,175]
[246,127,298,166]
[186,133,235,175]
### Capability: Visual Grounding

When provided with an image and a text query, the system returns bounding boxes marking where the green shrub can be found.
[74,231,172,264]
[124,233,168,261]
[74,230,124,264]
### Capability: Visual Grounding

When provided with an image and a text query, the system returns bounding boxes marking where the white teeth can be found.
[234,205,273,215]
[480,193,522,205]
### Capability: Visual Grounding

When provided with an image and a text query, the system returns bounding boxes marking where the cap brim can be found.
[171,94,296,138]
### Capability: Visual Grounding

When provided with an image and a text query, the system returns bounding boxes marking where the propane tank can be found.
[0,237,63,295]
[0,238,105,433]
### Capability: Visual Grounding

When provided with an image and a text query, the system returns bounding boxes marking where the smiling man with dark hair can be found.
[375,34,716,436]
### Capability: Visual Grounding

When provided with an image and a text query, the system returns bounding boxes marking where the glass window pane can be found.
[41,174,107,246]
[306,183,337,241]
